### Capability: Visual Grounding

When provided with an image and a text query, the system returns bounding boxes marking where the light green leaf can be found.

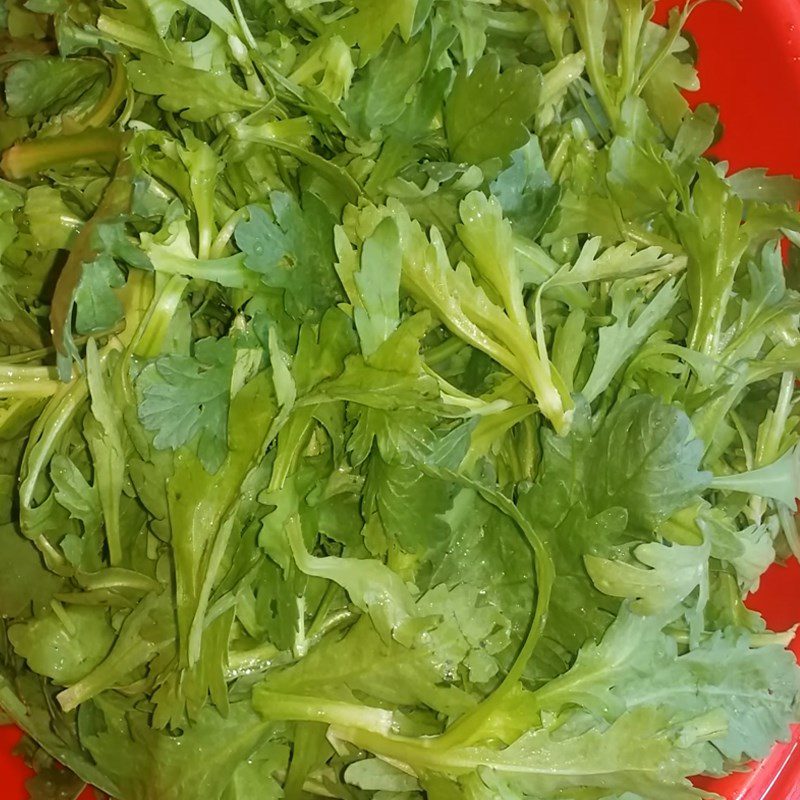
[585,539,710,616]
[581,279,680,403]
[9,606,114,684]
[287,516,416,640]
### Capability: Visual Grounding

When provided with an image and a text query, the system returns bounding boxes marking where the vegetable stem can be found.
[1,129,124,179]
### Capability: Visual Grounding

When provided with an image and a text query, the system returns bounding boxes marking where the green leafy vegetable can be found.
[137,338,235,473]
[445,53,541,165]
[0,1,798,799]
[235,192,342,320]
[490,137,561,240]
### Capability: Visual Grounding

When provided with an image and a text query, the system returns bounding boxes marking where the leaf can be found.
[292,307,358,396]
[420,486,535,666]
[467,707,706,800]
[489,137,560,240]
[344,29,433,139]
[440,0,490,69]
[585,539,710,616]
[50,454,101,534]
[127,55,262,121]
[728,168,800,203]
[711,444,800,508]
[393,200,569,432]
[137,337,234,473]
[80,695,278,800]
[0,523,63,618]
[72,212,153,339]
[581,279,680,403]
[336,217,402,357]
[9,606,115,685]
[566,0,614,124]
[675,160,748,356]
[5,56,108,117]
[96,0,180,59]
[85,342,127,567]
[73,255,126,335]
[162,371,277,679]
[533,609,800,765]
[607,132,679,221]
[283,722,332,798]
[415,582,512,684]
[235,192,342,321]
[516,397,710,672]
[20,746,88,800]
[349,405,435,466]
[547,238,685,289]
[307,321,439,412]
[699,509,775,592]
[584,395,712,531]
[260,615,474,719]
[56,593,173,713]
[287,517,416,640]
[345,758,420,792]
[369,456,453,554]
[178,131,221,259]
[640,23,700,138]
[445,54,541,165]
[335,0,421,64]
[24,186,82,250]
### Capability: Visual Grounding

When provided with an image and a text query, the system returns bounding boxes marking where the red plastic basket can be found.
[664,2,800,795]
[3,1,800,798]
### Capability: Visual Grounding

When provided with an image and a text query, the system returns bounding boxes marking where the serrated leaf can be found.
[336,0,421,64]
[369,456,453,553]
[489,137,560,240]
[235,192,341,321]
[137,338,234,473]
[585,394,712,531]
[128,55,262,121]
[73,255,125,335]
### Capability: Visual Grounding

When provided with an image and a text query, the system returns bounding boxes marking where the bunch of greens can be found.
[1,0,799,798]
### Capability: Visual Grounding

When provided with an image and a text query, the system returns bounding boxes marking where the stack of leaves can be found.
[0,0,799,798]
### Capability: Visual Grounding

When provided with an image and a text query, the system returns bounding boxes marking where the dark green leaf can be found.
[445,54,541,164]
